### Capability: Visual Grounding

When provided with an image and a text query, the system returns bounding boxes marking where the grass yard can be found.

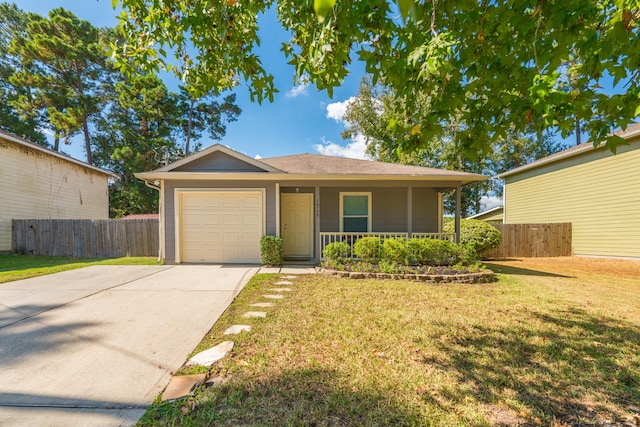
[139,257,640,426]
[0,254,159,283]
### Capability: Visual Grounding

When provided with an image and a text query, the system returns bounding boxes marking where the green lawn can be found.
[0,254,159,283]
[138,257,640,426]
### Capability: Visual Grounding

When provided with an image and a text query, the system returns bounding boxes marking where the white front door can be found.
[281,193,314,259]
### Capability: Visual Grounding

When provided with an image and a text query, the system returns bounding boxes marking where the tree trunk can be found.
[82,118,92,165]
[185,98,194,156]
[54,136,60,151]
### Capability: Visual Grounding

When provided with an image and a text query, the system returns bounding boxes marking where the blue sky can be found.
[12,0,368,162]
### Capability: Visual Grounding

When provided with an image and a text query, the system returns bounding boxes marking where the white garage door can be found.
[179,191,263,263]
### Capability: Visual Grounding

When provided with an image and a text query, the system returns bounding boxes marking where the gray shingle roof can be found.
[260,153,483,178]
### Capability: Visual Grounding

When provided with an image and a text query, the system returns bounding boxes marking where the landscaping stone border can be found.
[319,268,495,284]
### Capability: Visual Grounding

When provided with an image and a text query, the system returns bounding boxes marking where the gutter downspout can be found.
[144,179,163,263]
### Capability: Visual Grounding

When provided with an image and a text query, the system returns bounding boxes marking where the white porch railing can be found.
[319,232,456,260]
[411,232,456,242]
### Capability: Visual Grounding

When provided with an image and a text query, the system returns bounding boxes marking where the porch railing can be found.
[319,232,456,260]
[410,232,456,242]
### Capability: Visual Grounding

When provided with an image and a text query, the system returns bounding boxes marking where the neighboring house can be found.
[0,130,112,252]
[498,122,640,258]
[136,144,486,264]
[467,206,503,224]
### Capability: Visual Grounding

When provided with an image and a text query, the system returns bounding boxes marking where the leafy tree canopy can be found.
[113,0,640,155]
[341,77,562,215]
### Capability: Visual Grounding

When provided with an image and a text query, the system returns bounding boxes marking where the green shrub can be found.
[260,235,284,266]
[381,238,409,264]
[379,260,403,274]
[404,238,426,265]
[416,238,460,266]
[353,237,382,262]
[443,219,502,256]
[323,241,351,261]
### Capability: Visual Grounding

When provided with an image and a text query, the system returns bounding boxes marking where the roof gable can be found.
[156,144,282,173]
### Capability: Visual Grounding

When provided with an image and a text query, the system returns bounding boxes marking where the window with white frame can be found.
[340,192,371,232]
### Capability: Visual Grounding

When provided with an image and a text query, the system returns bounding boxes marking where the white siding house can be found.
[0,130,112,252]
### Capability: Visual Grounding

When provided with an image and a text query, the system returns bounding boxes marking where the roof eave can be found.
[498,124,640,179]
[0,131,116,177]
[134,171,487,186]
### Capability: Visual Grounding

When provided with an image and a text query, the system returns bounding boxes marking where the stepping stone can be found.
[260,267,281,274]
[250,302,275,307]
[186,341,234,367]
[269,288,293,292]
[224,325,251,335]
[161,374,206,402]
[274,281,293,285]
[243,311,267,318]
[280,275,298,279]
[263,294,284,299]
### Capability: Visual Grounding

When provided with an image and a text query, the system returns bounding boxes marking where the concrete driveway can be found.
[0,264,258,426]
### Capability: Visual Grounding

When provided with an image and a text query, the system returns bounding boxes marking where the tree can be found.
[9,7,111,163]
[92,74,242,217]
[341,77,562,216]
[0,3,46,144]
[178,90,241,156]
[113,0,640,155]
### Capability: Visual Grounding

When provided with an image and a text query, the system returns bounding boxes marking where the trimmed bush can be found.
[421,239,461,266]
[323,241,351,261]
[404,238,426,265]
[353,237,382,262]
[381,238,409,264]
[443,219,502,256]
[260,235,284,266]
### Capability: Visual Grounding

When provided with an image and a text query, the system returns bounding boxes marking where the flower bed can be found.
[319,266,495,283]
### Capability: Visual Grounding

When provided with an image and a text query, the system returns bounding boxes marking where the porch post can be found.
[275,182,280,236]
[315,186,320,262]
[455,185,461,243]
[407,186,413,238]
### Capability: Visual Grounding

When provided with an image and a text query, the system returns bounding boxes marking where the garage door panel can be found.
[179,191,263,263]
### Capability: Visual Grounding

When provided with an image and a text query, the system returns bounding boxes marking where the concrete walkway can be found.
[257,266,317,274]
[0,264,257,427]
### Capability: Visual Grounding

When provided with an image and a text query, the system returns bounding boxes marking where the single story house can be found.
[135,144,486,264]
[498,122,640,258]
[467,206,503,224]
[0,130,113,252]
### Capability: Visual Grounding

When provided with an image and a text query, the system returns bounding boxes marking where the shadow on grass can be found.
[423,307,640,425]
[140,368,426,426]
[484,262,574,278]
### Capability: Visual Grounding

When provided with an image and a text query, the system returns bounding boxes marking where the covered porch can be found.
[276,182,466,262]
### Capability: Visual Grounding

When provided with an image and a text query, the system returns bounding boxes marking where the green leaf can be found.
[314,0,336,23]
[397,0,415,22]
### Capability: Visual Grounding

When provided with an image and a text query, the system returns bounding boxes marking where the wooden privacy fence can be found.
[484,223,572,259]
[12,219,159,258]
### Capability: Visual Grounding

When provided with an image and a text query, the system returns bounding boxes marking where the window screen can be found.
[342,194,370,232]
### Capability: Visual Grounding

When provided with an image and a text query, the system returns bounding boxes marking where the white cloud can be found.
[326,97,355,123]
[254,154,263,160]
[313,134,369,160]
[480,195,503,211]
[286,83,309,98]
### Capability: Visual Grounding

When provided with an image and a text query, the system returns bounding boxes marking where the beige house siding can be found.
[0,140,109,251]
[504,139,640,257]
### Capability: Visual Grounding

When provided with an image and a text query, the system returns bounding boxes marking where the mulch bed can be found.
[319,267,495,284]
